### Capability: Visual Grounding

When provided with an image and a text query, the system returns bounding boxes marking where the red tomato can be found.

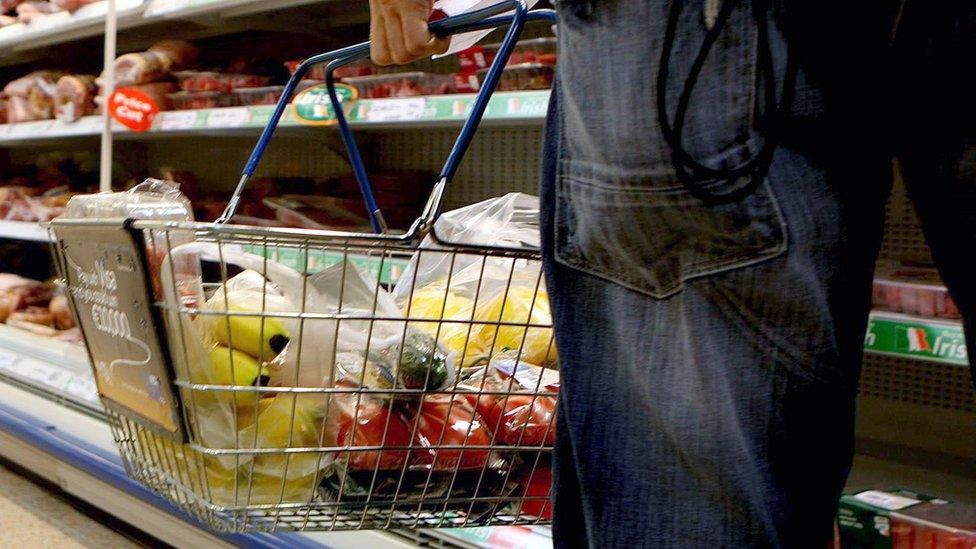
[413,396,492,471]
[517,465,552,520]
[336,402,413,471]
[484,395,556,447]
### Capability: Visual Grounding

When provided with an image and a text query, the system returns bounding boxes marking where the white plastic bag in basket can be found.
[393,192,541,303]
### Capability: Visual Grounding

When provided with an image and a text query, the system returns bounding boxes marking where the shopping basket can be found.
[49,1,558,533]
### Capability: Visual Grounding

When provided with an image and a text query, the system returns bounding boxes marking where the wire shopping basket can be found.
[49,1,558,533]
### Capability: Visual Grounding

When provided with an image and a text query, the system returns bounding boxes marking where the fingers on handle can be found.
[369,0,393,65]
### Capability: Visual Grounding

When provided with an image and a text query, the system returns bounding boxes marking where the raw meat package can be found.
[459,37,557,71]
[15,1,62,24]
[872,262,960,319]
[476,63,554,91]
[342,71,453,98]
[167,91,237,110]
[53,0,96,11]
[54,74,97,122]
[103,40,200,87]
[263,195,372,231]
[329,171,434,228]
[3,70,63,122]
[286,58,374,81]
[173,71,267,93]
[892,501,976,548]
[232,85,285,106]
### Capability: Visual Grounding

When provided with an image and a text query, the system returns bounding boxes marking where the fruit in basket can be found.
[212,306,291,362]
[473,286,557,367]
[482,394,556,447]
[336,400,413,471]
[243,394,323,450]
[407,286,489,365]
[412,395,492,471]
[196,345,271,408]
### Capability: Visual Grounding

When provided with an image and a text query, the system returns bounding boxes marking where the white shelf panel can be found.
[0,0,145,55]
[0,220,51,242]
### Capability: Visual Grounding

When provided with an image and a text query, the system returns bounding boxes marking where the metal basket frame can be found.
[51,1,560,533]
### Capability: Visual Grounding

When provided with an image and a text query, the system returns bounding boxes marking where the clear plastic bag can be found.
[393,193,557,367]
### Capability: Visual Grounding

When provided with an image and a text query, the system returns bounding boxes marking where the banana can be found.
[213,305,290,361]
[193,345,271,409]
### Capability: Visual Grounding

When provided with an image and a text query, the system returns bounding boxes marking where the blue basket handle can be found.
[217,0,556,236]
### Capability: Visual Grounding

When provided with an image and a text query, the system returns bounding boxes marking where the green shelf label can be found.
[864,315,968,365]
[291,83,357,126]
[242,245,409,286]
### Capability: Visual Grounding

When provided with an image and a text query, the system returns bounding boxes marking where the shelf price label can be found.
[158,110,199,131]
[205,107,251,128]
[361,97,427,122]
[109,88,160,132]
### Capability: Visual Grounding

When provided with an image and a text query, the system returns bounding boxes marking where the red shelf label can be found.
[109,88,160,132]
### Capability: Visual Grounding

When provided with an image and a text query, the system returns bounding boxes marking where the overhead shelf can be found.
[0,0,351,63]
[0,90,550,145]
[864,311,968,367]
[0,0,145,58]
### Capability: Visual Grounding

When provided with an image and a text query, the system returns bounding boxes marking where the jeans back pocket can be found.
[554,159,787,299]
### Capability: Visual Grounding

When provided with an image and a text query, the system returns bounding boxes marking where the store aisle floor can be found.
[0,461,151,548]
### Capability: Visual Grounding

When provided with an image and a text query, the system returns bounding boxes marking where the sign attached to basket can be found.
[109,88,161,132]
[290,83,358,126]
[50,221,185,439]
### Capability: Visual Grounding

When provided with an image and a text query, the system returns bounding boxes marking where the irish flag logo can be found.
[896,326,932,353]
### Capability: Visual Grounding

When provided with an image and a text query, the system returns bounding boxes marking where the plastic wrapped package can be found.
[102,41,199,87]
[167,91,238,110]
[891,501,976,548]
[285,59,374,81]
[173,71,268,93]
[462,37,557,70]
[54,74,97,122]
[233,86,285,106]
[394,193,556,367]
[873,262,961,319]
[59,179,203,304]
[343,72,453,98]
[476,63,554,91]
[263,195,372,231]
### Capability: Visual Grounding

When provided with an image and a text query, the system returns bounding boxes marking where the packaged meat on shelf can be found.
[343,71,455,98]
[872,261,961,319]
[839,489,976,549]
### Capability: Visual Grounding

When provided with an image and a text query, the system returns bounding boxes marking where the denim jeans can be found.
[540,1,976,547]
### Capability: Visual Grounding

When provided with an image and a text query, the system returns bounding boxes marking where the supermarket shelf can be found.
[0,323,99,412]
[0,380,428,548]
[0,220,50,242]
[0,0,348,63]
[0,91,550,146]
[0,0,145,61]
[864,311,968,367]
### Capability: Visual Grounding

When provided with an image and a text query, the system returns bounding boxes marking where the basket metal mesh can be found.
[59,221,556,532]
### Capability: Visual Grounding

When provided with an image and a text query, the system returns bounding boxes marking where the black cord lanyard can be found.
[656,0,798,205]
